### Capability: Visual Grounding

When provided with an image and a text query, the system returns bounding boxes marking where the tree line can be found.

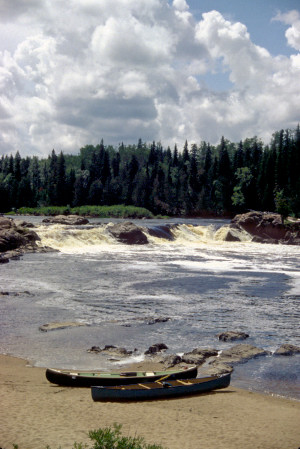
[0,126,299,217]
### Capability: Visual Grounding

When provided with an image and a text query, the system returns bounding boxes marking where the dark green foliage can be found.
[1,126,299,217]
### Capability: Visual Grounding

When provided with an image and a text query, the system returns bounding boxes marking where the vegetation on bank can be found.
[12,424,168,449]
[9,205,156,219]
[1,126,299,217]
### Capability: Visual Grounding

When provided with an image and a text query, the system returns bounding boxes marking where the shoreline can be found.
[1,354,300,449]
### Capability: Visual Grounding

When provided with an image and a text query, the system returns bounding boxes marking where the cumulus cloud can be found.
[273,10,300,51]
[0,0,299,156]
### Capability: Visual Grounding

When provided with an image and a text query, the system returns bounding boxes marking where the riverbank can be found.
[0,354,299,449]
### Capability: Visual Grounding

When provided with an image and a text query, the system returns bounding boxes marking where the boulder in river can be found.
[274,344,300,356]
[108,221,148,244]
[218,331,249,342]
[231,211,300,245]
[145,342,168,355]
[0,217,41,261]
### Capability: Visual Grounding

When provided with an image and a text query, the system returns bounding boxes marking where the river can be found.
[0,216,299,399]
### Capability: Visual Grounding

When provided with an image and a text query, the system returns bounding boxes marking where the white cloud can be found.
[0,1,299,157]
[273,10,300,51]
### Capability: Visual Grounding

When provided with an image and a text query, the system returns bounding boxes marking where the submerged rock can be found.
[218,331,249,342]
[145,343,168,355]
[39,321,85,332]
[274,344,300,356]
[108,221,148,244]
[87,345,136,357]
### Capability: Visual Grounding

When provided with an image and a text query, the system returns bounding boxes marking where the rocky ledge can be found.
[231,211,300,245]
[0,216,55,263]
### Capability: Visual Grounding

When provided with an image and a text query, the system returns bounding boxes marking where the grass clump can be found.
[13,205,155,219]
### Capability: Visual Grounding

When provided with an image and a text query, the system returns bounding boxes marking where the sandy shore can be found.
[1,354,299,449]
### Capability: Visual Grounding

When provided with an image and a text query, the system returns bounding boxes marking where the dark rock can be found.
[218,331,249,342]
[108,222,148,245]
[147,317,171,325]
[147,225,175,241]
[274,344,300,356]
[0,256,9,264]
[231,211,300,245]
[87,345,135,357]
[145,343,168,355]
[42,215,89,225]
[14,220,35,228]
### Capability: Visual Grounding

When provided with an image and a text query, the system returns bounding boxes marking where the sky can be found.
[0,0,299,158]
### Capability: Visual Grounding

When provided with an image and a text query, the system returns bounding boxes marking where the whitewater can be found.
[0,216,299,399]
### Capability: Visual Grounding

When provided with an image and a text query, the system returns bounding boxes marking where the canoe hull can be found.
[45,366,198,387]
[91,373,231,401]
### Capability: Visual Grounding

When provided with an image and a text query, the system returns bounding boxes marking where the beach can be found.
[0,354,299,449]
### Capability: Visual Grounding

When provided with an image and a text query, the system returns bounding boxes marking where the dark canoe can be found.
[91,373,231,401]
[45,365,198,387]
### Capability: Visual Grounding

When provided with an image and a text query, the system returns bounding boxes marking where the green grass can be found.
[9,205,155,219]
[13,424,168,449]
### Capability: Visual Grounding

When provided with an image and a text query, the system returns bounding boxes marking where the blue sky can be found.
[0,0,299,157]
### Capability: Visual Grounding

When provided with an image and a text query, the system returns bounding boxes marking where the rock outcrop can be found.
[108,221,148,244]
[231,211,300,245]
[218,331,249,342]
[145,343,168,355]
[0,216,42,262]
[87,345,136,358]
[274,344,300,356]
[42,215,89,225]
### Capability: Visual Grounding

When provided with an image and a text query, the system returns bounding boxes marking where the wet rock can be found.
[218,331,249,342]
[0,255,9,264]
[0,217,41,261]
[42,215,89,225]
[108,222,148,245]
[39,321,85,332]
[211,343,270,366]
[147,225,175,241]
[274,344,300,356]
[145,343,168,355]
[147,317,171,325]
[231,211,300,245]
[87,345,136,357]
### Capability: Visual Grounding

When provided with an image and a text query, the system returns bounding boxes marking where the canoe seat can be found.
[145,372,155,376]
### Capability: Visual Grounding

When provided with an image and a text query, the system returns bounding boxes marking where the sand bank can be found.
[0,354,299,449]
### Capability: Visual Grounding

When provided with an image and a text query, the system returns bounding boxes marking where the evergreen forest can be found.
[0,126,299,217]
